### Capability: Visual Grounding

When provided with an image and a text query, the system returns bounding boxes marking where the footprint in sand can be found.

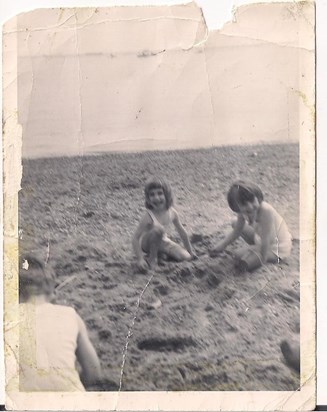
[154,284,170,296]
[205,304,214,312]
[206,273,222,288]
[178,266,193,280]
[221,286,235,300]
[193,266,206,279]
[190,233,204,243]
[98,329,112,340]
[104,261,127,269]
[103,283,117,290]
[54,262,74,276]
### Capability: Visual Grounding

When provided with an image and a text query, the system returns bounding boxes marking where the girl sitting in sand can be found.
[19,255,102,391]
[210,180,292,272]
[133,177,196,271]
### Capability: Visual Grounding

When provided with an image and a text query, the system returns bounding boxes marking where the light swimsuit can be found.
[146,208,173,240]
[245,202,292,259]
[141,208,186,257]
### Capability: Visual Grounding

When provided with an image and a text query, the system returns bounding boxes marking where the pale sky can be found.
[1,0,294,30]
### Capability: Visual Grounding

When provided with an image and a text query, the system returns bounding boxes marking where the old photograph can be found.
[3,1,315,410]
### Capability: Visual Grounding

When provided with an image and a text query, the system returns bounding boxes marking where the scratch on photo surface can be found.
[45,236,51,265]
[4,320,20,333]
[3,15,203,35]
[118,271,154,393]
[245,280,271,302]
[5,340,21,374]
[55,275,77,292]
[267,371,315,410]
[220,31,314,53]
[72,10,85,232]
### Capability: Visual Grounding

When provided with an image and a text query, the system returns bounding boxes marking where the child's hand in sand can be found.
[137,258,149,273]
[209,243,225,257]
[190,251,198,260]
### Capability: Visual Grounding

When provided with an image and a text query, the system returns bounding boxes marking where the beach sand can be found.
[19,142,299,391]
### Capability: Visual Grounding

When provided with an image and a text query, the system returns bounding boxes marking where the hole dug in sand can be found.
[137,336,196,352]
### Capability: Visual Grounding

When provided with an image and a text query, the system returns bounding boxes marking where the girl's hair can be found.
[19,255,54,301]
[144,177,173,210]
[227,180,264,213]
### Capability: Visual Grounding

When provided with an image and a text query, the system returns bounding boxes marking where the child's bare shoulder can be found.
[53,304,77,316]
[140,210,153,225]
[261,201,274,211]
[259,201,276,218]
[170,207,179,220]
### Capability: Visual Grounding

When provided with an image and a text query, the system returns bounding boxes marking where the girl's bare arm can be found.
[172,210,193,254]
[76,314,102,388]
[212,214,245,253]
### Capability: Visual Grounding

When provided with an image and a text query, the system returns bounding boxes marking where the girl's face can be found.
[239,197,260,221]
[148,187,167,211]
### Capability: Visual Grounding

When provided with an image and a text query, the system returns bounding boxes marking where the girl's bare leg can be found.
[144,226,165,268]
[160,239,191,262]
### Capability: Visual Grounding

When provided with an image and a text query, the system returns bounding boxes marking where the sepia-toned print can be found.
[3,2,315,410]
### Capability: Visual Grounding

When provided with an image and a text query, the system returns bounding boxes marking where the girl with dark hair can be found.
[210,180,292,272]
[133,177,196,271]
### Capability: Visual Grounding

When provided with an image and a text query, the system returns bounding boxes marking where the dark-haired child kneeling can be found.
[210,181,292,272]
[19,256,101,391]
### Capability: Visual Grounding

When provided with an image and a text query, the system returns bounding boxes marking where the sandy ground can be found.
[19,142,300,391]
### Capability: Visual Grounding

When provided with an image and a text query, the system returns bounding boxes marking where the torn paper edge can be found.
[2,2,316,410]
